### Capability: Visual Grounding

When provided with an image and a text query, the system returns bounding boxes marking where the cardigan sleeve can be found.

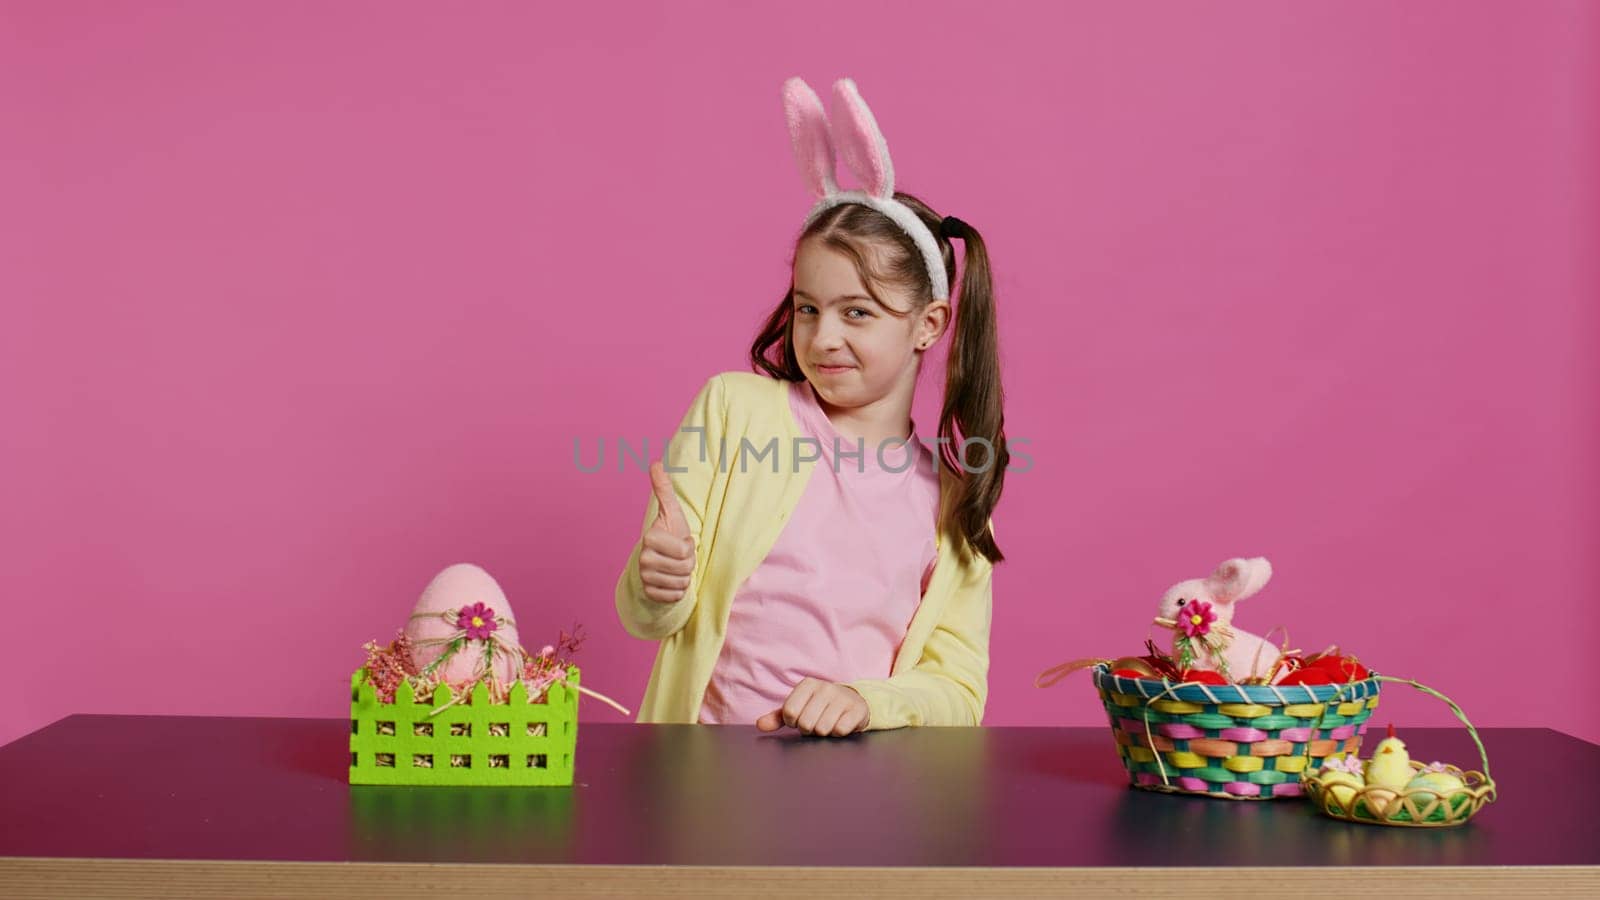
[846,520,997,729]
[614,373,728,641]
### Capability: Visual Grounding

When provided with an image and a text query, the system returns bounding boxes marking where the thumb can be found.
[648,460,689,538]
[756,709,784,732]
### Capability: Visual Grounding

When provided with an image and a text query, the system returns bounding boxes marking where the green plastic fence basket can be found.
[349,665,579,786]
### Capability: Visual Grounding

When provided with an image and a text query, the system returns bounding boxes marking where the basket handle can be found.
[1033,658,1109,689]
[1309,675,1491,780]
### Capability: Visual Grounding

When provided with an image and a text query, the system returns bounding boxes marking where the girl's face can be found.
[790,237,947,409]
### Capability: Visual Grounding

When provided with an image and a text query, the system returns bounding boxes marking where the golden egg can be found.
[1108,657,1160,677]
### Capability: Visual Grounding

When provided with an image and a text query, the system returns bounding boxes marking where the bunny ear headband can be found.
[782,76,964,302]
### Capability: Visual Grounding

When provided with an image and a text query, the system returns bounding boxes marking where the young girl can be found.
[614,77,1007,737]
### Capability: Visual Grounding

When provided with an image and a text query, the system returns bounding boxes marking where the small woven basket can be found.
[1301,675,1495,826]
[1089,663,1381,799]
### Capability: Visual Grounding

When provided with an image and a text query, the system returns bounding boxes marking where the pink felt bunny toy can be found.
[1153,557,1281,682]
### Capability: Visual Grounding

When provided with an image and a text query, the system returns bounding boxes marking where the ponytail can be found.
[936,217,1007,565]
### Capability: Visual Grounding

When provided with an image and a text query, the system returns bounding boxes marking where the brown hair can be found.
[749,192,1008,564]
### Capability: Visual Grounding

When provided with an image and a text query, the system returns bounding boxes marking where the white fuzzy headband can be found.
[782,76,953,302]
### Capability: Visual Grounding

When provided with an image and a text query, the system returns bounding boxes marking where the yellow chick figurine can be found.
[1362,723,1413,816]
[1363,723,1413,789]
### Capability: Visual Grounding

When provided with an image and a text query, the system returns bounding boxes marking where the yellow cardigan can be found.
[614,371,996,730]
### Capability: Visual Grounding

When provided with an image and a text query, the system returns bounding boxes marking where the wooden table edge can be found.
[3,857,1599,898]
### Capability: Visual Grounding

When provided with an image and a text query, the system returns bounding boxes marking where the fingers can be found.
[640,573,689,604]
[818,698,868,737]
[780,678,822,729]
[832,703,868,737]
[796,693,836,734]
[648,460,690,537]
[639,567,690,590]
[760,680,866,737]
[813,698,846,737]
[643,525,694,560]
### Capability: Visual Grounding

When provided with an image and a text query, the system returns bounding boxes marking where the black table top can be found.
[0,716,1593,868]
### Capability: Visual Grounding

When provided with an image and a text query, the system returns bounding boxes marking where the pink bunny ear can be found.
[829,78,894,198]
[1206,557,1273,603]
[782,77,837,199]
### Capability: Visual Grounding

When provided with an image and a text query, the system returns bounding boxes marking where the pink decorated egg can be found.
[404,563,524,685]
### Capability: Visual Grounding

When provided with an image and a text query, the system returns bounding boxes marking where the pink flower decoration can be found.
[1317,755,1359,776]
[1177,599,1217,637]
[455,602,498,640]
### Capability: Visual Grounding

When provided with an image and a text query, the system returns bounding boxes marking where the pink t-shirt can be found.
[698,379,942,725]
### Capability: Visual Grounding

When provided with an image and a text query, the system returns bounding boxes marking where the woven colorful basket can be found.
[1090,662,1381,799]
[1302,676,1496,826]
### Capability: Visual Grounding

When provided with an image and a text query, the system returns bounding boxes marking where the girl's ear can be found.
[829,77,895,199]
[782,77,838,199]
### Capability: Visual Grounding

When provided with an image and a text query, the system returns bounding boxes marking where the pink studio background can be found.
[3,1,1597,748]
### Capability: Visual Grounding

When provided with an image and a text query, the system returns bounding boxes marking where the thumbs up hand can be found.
[640,460,696,604]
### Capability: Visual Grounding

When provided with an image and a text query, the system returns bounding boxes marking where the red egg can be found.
[1180,669,1231,685]
[1279,668,1334,686]
[1306,655,1371,680]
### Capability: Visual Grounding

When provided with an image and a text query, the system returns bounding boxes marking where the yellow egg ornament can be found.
[1406,768,1467,806]
[1318,762,1363,811]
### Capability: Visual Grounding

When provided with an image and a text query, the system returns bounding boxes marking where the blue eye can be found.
[846,308,871,319]
[795,304,816,315]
